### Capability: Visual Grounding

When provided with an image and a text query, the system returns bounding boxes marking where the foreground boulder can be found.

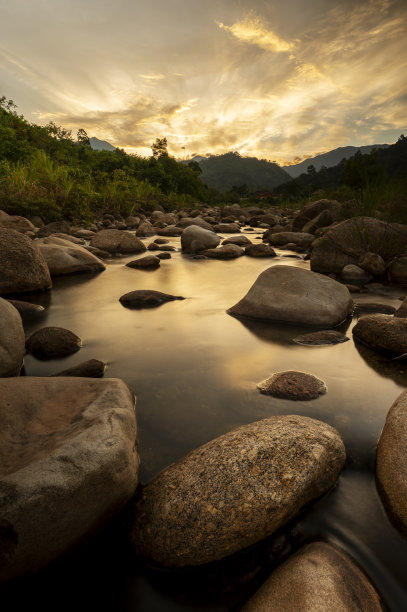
[0,377,139,584]
[241,542,384,611]
[352,314,407,356]
[181,225,220,254]
[227,265,353,327]
[120,290,185,309]
[377,389,407,537]
[26,327,82,359]
[0,228,52,295]
[0,298,25,376]
[130,415,345,567]
[35,237,106,276]
[257,371,326,400]
[89,229,146,254]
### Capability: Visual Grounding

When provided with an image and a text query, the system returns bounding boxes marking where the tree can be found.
[151,137,168,158]
[77,128,90,146]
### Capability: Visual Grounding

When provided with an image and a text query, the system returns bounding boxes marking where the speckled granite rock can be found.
[227,265,353,327]
[241,542,384,611]
[89,229,146,254]
[26,326,82,359]
[245,243,277,257]
[130,415,345,567]
[0,377,139,584]
[0,298,25,376]
[293,330,349,346]
[352,314,407,356]
[377,389,407,537]
[35,237,106,276]
[257,371,326,400]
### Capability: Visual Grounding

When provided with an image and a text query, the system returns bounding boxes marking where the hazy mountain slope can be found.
[198,152,291,191]
[284,144,389,178]
[89,137,116,152]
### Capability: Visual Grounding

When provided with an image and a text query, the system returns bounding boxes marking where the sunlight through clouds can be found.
[217,14,296,53]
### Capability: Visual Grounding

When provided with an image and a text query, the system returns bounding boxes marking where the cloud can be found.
[217,14,295,53]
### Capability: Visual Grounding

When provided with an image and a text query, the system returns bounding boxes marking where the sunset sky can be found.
[1,0,406,164]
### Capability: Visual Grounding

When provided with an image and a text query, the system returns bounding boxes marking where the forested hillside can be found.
[0,97,210,222]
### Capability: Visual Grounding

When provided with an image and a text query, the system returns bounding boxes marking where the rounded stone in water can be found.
[257,371,326,400]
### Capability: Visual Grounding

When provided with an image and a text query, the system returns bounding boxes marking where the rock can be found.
[178,217,213,231]
[228,265,353,327]
[203,244,244,259]
[266,232,315,248]
[352,314,407,356]
[340,264,371,285]
[301,208,334,234]
[377,389,407,537]
[0,228,52,296]
[213,223,241,233]
[73,229,97,239]
[358,252,386,276]
[129,415,345,567]
[157,252,171,260]
[157,225,182,237]
[124,215,140,229]
[119,290,185,309]
[311,217,407,275]
[0,212,35,233]
[293,330,349,346]
[292,199,340,232]
[51,233,85,245]
[245,244,277,257]
[126,255,160,269]
[241,542,384,611]
[388,256,407,285]
[35,238,106,276]
[181,225,220,254]
[36,220,71,238]
[50,359,106,378]
[222,235,252,247]
[26,327,82,359]
[0,377,138,584]
[6,299,45,317]
[354,302,396,315]
[257,371,326,400]
[136,221,156,237]
[89,229,146,254]
[395,297,407,318]
[0,298,25,377]
[150,211,176,225]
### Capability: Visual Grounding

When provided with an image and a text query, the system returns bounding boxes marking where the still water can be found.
[5,232,407,610]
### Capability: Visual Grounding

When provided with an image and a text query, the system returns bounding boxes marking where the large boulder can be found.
[292,199,340,232]
[0,377,139,584]
[130,415,345,567]
[311,217,407,275]
[35,237,106,276]
[181,225,220,254]
[241,542,384,611]
[377,389,407,537]
[227,265,353,327]
[177,217,213,231]
[89,229,146,254]
[352,314,407,356]
[266,232,314,248]
[0,211,35,233]
[36,220,71,238]
[0,298,25,376]
[0,228,52,295]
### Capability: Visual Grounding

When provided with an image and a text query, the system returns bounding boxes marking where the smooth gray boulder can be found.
[0,228,52,295]
[130,415,345,567]
[89,229,146,254]
[377,388,407,537]
[35,237,106,276]
[181,225,220,254]
[0,298,25,376]
[0,377,139,584]
[241,542,384,611]
[228,265,353,327]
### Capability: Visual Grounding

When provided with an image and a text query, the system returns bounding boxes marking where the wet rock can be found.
[293,330,349,346]
[89,229,146,254]
[358,252,386,276]
[257,371,326,400]
[7,299,45,316]
[51,233,85,245]
[227,265,353,327]
[377,388,407,538]
[395,297,407,318]
[0,377,138,584]
[388,256,407,285]
[124,215,140,229]
[154,238,169,244]
[266,232,314,248]
[222,235,252,247]
[178,217,213,231]
[119,290,185,309]
[126,255,160,269]
[0,212,35,234]
[301,208,334,234]
[241,542,384,612]
[203,244,244,259]
[245,244,277,257]
[73,228,97,239]
[157,252,172,260]
[35,237,106,276]
[157,225,182,237]
[129,415,345,567]
[181,225,220,254]
[0,228,52,296]
[50,359,106,378]
[292,199,341,232]
[340,264,371,285]
[36,220,71,238]
[353,314,407,356]
[0,298,25,377]
[213,223,241,233]
[26,327,82,359]
[136,221,156,237]
[354,302,396,315]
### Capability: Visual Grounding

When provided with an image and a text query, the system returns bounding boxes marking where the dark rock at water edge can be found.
[26,326,82,359]
[50,358,106,378]
[245,243,277,257]
[126,255,160,269]
[352,314,407,356]
[257,371,326,400]
[293,330,349,346]
[7,299,45,316]
[119,290,185,309]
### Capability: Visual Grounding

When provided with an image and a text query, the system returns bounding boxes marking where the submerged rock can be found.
[227,265,353,327]
[241,542,384,611]
[257,371,326,400]
[26,327,82,359]
[0,298,25,377]
[129,415,345,567]
[0,377,138,584]
[293,330,349,346]
[119,290,185,309]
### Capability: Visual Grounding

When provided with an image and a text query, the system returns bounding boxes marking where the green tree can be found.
[77,128,90,146]
[151,137,168,158]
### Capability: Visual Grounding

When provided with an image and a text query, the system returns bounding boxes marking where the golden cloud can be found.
[217,15,295,53]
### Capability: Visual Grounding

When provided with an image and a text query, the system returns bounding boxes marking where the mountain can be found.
[196,152,291,192]
[284,144,389,178]
[89,137,116,152]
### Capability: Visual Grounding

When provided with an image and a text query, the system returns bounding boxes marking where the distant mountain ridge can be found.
[284,144,389,178]
[89,137,116,152]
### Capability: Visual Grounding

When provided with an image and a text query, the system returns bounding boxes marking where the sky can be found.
[0,0,406,164]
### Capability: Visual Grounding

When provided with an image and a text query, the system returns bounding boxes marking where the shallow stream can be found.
[4,231,407,611]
